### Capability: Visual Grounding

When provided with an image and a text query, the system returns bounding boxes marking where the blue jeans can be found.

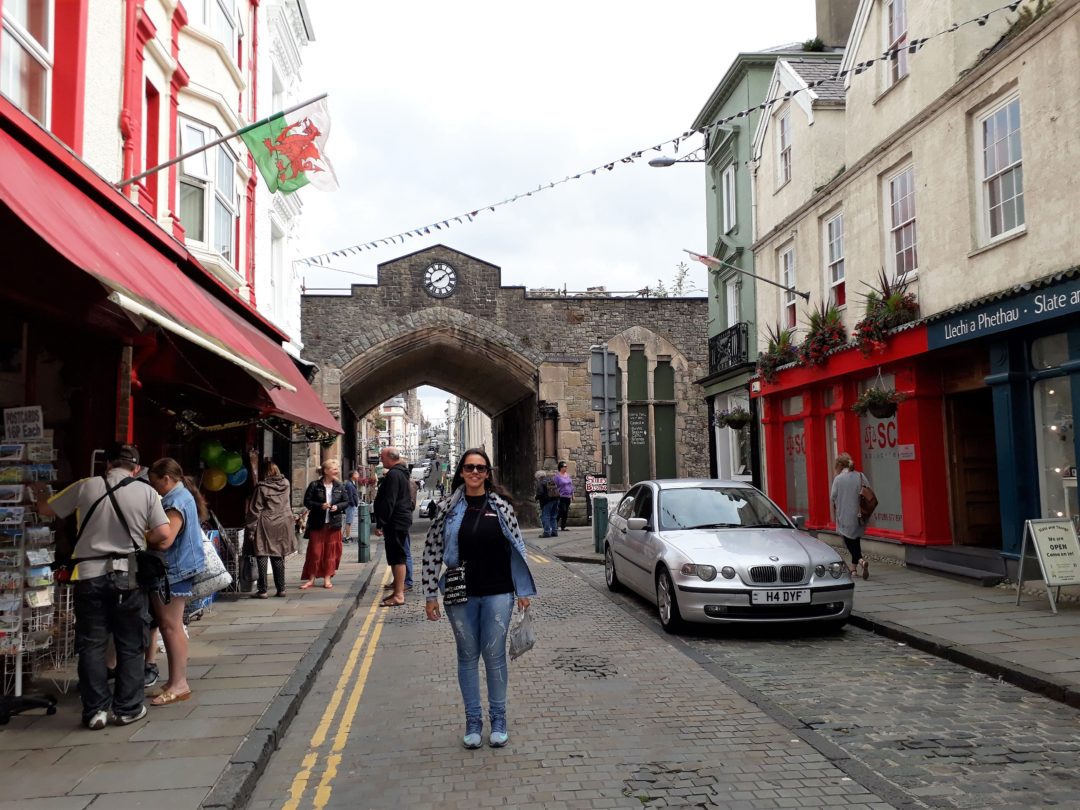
[403,533,414,588]
[541,500,559,536]
[74,572,148,721]
[445,592,514,720]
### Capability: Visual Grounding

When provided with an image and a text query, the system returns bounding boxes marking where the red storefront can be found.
[752,324,952,547]
[0,95,339,526]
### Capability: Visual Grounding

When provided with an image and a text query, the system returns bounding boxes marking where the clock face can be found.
[423,262,458,298]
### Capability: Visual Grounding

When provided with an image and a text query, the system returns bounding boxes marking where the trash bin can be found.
[592,495,608,554]
[358,502,372,563]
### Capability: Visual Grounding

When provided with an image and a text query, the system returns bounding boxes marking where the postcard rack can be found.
[0,440,58,723]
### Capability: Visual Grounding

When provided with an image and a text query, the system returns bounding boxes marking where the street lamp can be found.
[648,145,707,167]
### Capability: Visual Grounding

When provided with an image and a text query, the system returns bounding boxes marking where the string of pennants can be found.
[299,0,1025,268]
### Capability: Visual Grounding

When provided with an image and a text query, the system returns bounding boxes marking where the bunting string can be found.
[299,0,1024,267]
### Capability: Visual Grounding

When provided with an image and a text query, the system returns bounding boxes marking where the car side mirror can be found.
[791,514,806,530]
[627,517,648,531]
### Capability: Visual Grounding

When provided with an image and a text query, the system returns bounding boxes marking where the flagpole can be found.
[683,249,811,302]
[116,93,329,189]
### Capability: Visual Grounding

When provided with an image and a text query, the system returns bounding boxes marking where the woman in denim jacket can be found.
[147,458,207,706]
[422,448,537,749]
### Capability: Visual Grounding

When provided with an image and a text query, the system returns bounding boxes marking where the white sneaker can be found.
[85,710,108,730]
[113,704,147,726]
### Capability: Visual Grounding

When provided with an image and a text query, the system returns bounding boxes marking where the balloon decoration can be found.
[203,468,227,492]
[200,440,225,466]
[227,467,249,487]
[221,451,244,475]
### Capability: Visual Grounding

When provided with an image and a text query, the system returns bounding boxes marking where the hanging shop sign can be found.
[585,474,608,493]
[928,277,1080,350]
[1015,519,1080,614]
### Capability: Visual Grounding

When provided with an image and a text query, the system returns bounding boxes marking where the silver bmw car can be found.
[603,479,854,632]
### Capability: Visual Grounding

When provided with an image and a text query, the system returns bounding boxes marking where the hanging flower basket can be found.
[852,386,907,418]
[717,405,752,430]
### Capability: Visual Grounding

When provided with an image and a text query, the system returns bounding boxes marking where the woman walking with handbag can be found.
[830,453,870,579]
[301,459,347,589]
[246,458,297,598]
[146,458,207,705]
[422,449,537,749]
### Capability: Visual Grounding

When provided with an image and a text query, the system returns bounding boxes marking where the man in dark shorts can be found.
[374,447,413,606]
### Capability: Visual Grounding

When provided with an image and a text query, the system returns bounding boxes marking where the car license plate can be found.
[751,589,810,605]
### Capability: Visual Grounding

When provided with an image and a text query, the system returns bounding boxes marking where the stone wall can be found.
[301,245,710,518]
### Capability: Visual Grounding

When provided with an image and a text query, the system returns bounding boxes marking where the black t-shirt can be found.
[459,494,514,597]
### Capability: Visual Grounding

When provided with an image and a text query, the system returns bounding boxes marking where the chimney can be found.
[816,0,859,48]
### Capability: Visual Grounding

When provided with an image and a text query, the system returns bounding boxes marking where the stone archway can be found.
[324,308,545,518]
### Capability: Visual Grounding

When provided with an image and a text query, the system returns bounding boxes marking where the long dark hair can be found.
[149,457,209,521]
[451,448,513,504]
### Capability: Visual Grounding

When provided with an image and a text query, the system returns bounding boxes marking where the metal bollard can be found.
[357,502,372,563]
[592,495,609,554]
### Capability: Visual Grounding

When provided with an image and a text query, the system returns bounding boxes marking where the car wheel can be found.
[604,544,622,592]
[656,568,684,633]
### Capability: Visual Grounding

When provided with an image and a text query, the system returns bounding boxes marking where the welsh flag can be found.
[240,98,338,194]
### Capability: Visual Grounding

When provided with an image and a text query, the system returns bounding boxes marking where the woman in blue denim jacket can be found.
[422,448,537,749]
[147,458,206,706]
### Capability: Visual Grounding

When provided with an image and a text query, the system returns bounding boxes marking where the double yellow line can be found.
[283,567,393,810]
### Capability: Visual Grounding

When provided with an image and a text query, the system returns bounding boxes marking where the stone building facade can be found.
[301,245,709,523]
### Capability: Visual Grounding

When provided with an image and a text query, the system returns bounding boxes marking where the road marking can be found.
[312,602,388,808]
[529,552,550,564]
[282,566,392,810]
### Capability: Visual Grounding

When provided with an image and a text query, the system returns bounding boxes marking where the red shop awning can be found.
[0,104,340,435]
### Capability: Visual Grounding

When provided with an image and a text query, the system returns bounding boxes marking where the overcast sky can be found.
[296,0,818,423]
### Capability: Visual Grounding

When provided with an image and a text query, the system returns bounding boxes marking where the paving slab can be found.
[0,545,380,810]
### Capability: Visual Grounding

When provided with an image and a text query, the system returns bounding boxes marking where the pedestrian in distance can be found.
[554,460,574,532]
[830,452,870,580]
[422,448,537,749]
[373,446,413,606]
[245,457,297,598]
[342,469,361,544]
[535,468,560,538]
[145,458,208,706]
[301,459,347,589]
[32,443,170,729]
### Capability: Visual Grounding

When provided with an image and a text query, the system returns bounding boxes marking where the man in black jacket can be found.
[374,447,413,606]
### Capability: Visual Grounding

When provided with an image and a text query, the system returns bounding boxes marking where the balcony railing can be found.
[708,322,750,376]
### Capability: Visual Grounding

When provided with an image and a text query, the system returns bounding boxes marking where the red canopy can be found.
[0,104,340,435]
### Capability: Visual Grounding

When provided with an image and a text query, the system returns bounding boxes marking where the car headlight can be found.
[815,564,827,577]
[828,562,845,578]
[720,566,736,579]
[680,564,718,581]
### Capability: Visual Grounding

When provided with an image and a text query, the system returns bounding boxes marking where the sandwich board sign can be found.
[1015,519,1080,614]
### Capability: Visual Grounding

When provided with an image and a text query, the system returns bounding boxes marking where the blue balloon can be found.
[226,467,249,486]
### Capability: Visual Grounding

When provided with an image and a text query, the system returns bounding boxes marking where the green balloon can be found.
[222,451,244,475]
[200,440,225,464]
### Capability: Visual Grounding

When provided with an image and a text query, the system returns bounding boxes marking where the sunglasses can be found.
[462,463,489,474]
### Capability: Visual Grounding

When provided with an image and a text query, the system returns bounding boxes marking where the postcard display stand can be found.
[0,440,59,723]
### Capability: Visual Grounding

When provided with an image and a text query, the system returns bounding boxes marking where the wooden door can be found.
[947,389,1001,547]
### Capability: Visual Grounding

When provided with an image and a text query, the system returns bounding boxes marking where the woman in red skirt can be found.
[300,459,348,589]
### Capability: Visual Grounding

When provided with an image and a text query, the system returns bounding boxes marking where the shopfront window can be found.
[859,374,903,532]
[726,393,751,479]
[783,420,808,517]
[1034,376,1077,521]
[1032,334,1068,370]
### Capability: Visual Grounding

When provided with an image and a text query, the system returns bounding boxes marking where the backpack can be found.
[545,476,560,500]
[858,474,878,522]
[409,478,419,510]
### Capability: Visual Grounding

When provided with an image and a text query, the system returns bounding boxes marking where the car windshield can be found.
[657,487,791,531]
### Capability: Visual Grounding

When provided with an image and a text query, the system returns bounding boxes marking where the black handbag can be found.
[443,563,468,606]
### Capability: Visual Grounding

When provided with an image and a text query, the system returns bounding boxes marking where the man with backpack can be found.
[32,443,171,729]
[342,469,361,544]
[535,468,560,538]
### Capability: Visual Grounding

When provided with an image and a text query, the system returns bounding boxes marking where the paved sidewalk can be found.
[0,544,380,810]
[532,525,1080,708]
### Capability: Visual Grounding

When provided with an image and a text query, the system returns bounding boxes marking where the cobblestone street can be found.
[572,562,1080,810]
[248,541,895,810]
